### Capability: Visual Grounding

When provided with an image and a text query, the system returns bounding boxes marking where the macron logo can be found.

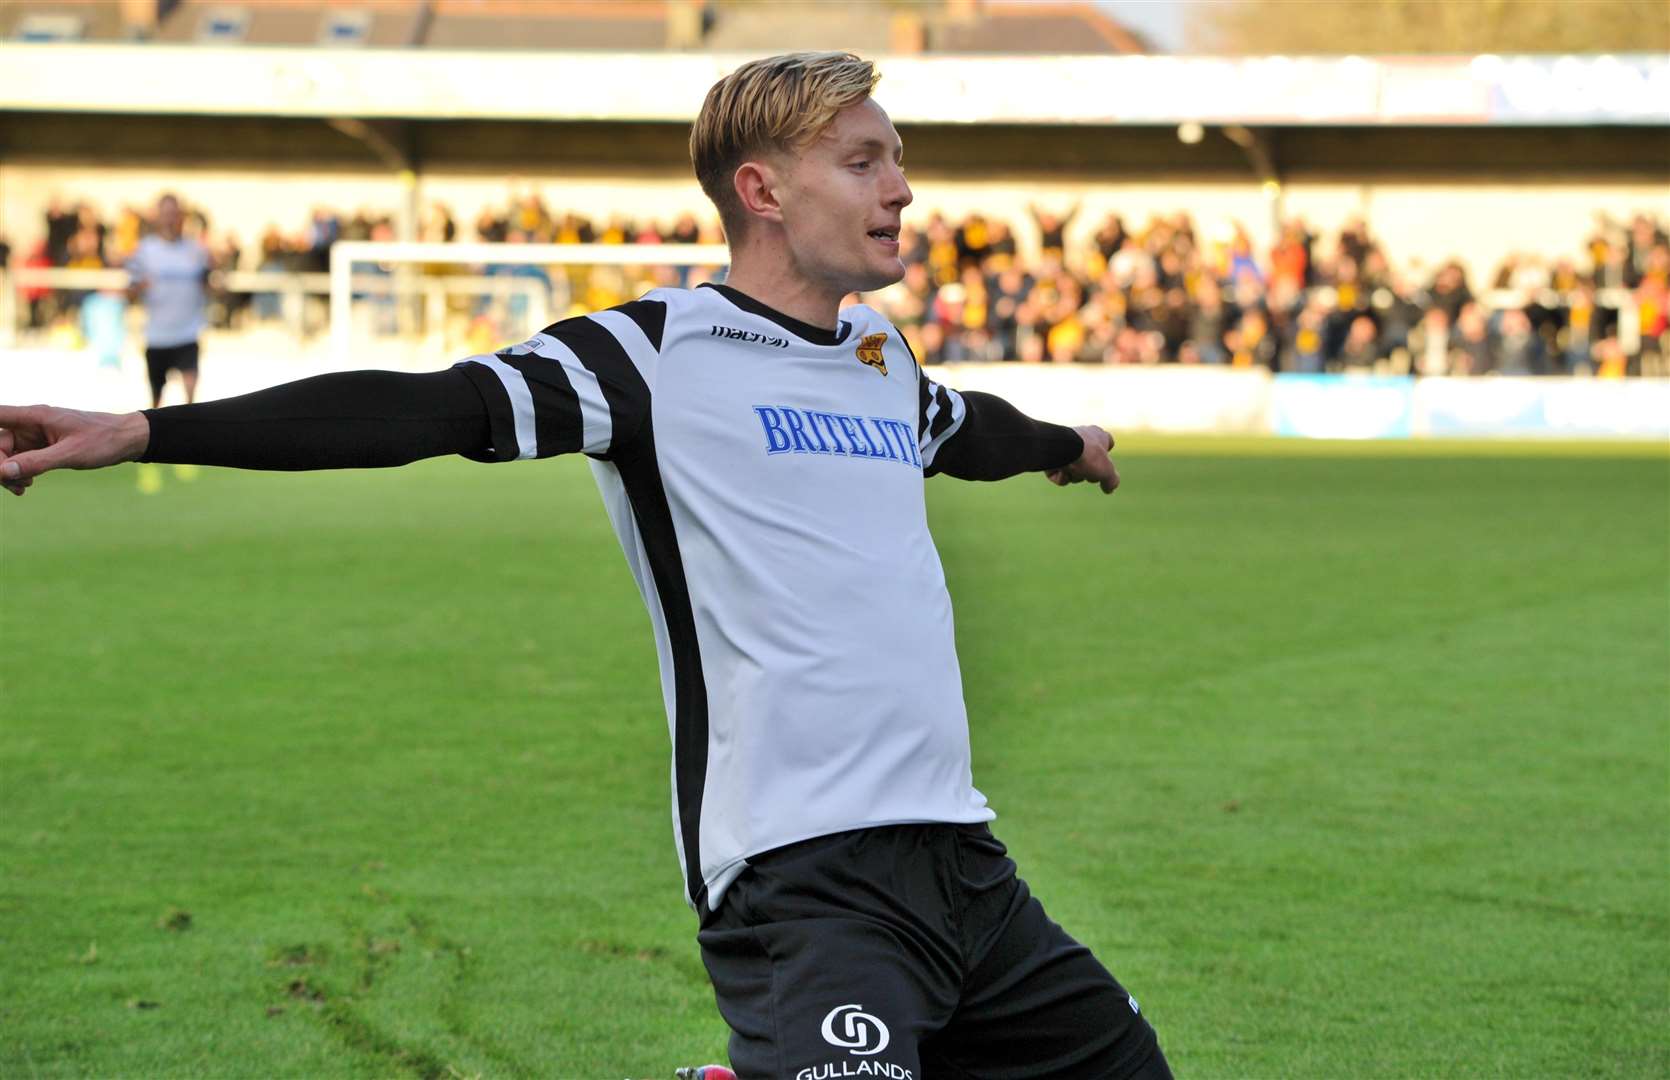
[711,324,790,349]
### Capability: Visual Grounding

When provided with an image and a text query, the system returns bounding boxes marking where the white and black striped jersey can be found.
[453,283,995,914]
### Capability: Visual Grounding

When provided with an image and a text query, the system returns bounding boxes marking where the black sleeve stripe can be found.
[454,360,522,462]
[917,370,934,440]
[611,299,667,352]
[926,383,957,441]
[547,319,653,461]
[500,351,583,457]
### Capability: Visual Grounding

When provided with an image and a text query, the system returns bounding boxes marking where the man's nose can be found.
[885,164,913,210]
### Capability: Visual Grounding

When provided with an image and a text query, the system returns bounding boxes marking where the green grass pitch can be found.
[2,437,1666,1078]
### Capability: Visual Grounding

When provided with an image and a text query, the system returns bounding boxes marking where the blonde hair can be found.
[690,52,880,241]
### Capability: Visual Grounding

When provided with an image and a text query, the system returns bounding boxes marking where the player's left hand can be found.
[0,405,151,496]
[1046,425,1120,494]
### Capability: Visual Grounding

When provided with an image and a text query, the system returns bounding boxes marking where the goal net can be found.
[327,241,730,363]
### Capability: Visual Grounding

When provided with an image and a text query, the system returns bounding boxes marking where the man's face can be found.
[157,197,182,237]
[771,99,913,296]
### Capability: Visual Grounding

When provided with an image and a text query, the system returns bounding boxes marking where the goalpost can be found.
[328,241,731,363]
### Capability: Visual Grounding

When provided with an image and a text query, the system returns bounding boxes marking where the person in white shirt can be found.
[0,53,1168,1080]
[125,193,213,408]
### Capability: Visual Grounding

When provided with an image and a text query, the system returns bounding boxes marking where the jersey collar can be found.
[700,282,852,347]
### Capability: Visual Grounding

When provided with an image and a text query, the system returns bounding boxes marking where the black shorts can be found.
[697,823,1168,1080]
[145,341,199,396]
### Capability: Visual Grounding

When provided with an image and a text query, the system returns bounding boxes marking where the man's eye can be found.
[850,161,872,171]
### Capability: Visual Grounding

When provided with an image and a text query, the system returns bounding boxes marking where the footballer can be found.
[0,53,1169,1079]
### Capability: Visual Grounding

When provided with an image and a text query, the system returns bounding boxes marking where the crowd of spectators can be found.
[6,195,244,330]
[870,206,1669,378]
[3,193,724,336]
[6,192,1666,377]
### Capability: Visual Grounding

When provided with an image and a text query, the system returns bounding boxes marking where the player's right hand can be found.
[1045,425,1120,495]
[0,406,151,496]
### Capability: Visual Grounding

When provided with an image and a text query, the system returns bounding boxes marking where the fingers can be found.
[0,445,68,483]
[1095,429,1119,494]
[1050,456,1121,493]
[0,405,44,431]
[0,406,50,457]
[1076,424,1114,455]
[1,443,31,495]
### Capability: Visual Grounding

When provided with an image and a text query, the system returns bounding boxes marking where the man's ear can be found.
[733,159,785,226]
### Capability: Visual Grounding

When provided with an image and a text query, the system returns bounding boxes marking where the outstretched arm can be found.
[0,368,491,496]
[919,383,1120,494]
[1,300,665,498]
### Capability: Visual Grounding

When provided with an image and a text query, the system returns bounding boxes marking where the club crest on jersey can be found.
[855,333,888,375]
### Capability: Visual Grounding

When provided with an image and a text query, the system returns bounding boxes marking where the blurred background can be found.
[2,0,1668,438]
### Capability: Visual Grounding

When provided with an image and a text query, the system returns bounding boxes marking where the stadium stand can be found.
[1,0,1147,53]
[421,1,670,52]
[927,2,1145,54]
[3,3,1663,388]
[149,1,424,47]
[12,190,1666,377]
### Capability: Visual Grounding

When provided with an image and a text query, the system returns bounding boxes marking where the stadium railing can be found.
[0,265,552,349]
[326,241,730,360]
[0,263,1646,360]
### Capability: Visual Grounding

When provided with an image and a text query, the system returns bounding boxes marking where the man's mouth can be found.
[868,227,899,245]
